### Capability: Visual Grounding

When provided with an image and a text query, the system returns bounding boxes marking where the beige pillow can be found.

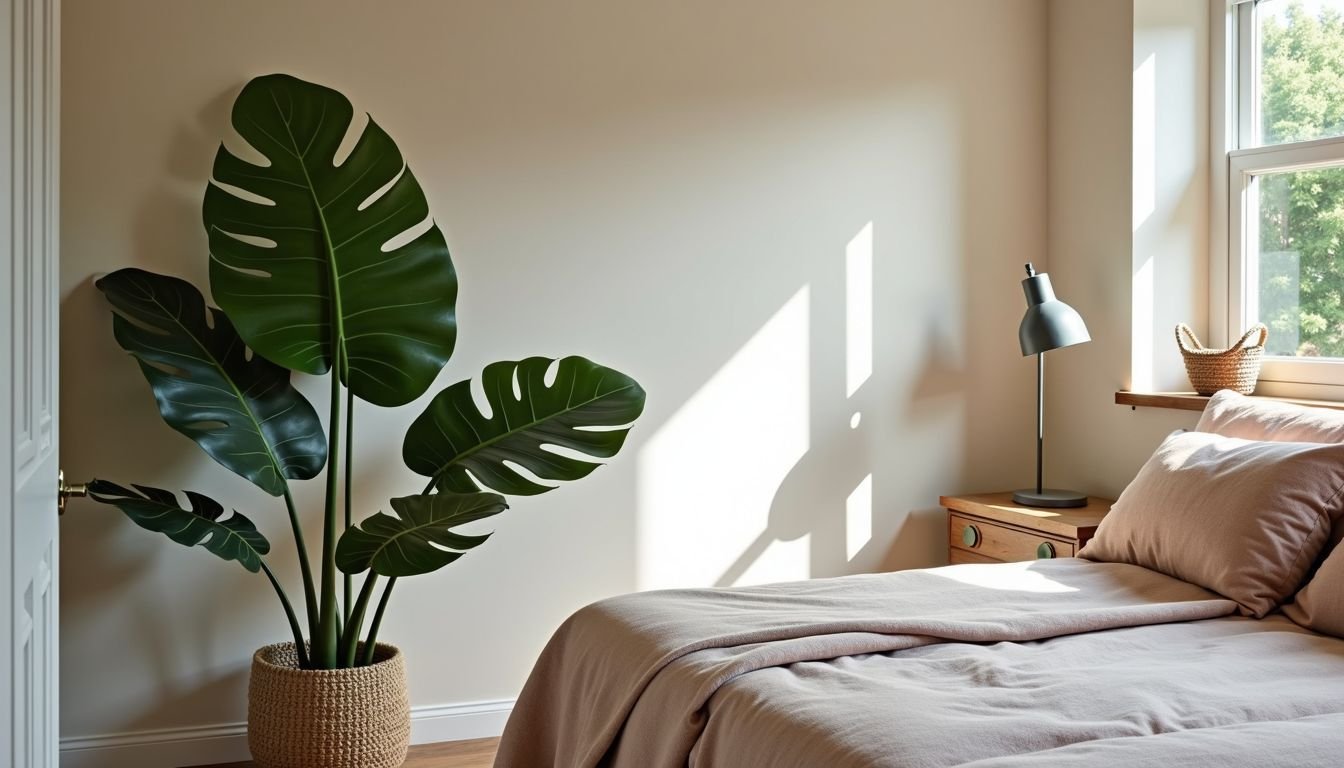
[1193,389,1344,629]
[1285,544,1344,637]
[1196,389,1344,443]
[1195,388,1344,545]
[1081,430,1344,617]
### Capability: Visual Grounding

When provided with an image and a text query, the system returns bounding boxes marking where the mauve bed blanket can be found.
[491,559,1344,767]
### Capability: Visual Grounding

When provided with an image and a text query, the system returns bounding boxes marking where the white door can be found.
[2,0,61,766]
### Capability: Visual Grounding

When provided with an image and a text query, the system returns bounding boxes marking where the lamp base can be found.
[1011,489,1088,508]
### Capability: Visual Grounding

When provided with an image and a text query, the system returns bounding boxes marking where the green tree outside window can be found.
[1258,1,1344,356]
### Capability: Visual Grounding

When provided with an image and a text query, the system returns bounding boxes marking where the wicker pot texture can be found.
[1176,323,1268,396]
[248,642,410,768]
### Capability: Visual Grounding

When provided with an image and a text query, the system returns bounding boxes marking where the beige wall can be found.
[1047,0,1203,501]
[1132,0,1210,392]
[59,0,1048,749]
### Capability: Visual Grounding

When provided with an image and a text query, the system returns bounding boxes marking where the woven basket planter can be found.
[1176,323,1268,396]
[248,642,410,768]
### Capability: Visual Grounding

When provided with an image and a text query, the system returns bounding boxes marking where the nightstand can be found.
[939,492,1113,565]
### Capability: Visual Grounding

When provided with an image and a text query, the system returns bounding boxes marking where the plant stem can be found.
[260,561,310,669]
[340,572,379,668]
[361,577,398,666]
[344,386,355,627]
[421,477,436,495]
[297,124,348,669]
[315,350,344,669]
[282,486,319,644]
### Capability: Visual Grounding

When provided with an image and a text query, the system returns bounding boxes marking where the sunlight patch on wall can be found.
[636,286,811,590]
[1130,51,1158,392]
[845,473,873,561]
[1133,53,1156,232]
[846,222,874,398]
[1131,5,1210,390]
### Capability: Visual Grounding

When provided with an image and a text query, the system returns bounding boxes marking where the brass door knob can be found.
[1036,541,1056,559]
[58,470,89,515]
[961,524,981,548]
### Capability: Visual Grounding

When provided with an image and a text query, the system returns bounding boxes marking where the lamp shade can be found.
[1018,264,1089,357]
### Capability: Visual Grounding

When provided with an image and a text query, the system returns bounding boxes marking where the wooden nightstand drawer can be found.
[950,514,1074,561]
[940,492,1113,566]
[948,548,1001,566]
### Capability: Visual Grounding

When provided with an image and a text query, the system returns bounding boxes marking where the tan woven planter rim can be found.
[251,641,402,676]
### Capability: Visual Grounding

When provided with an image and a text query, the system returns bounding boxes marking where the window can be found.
[1225,0,1344,388]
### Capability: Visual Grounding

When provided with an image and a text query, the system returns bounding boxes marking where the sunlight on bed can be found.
[636,286,812,590]
[935,560,1079,593]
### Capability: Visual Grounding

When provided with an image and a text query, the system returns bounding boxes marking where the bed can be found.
[494,391,1344,767]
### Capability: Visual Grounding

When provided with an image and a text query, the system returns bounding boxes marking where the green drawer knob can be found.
[1036,541,1056,559]
[961,525,981,548]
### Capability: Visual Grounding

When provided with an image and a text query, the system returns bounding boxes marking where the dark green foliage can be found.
[88,480,269,572]
[204,74,458,408]
[96,268,326,495]
[336,492,508,577]
[88,74,646,669]
[403,356,646,496]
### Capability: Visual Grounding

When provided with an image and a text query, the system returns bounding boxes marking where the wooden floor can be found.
[196,737,499,768]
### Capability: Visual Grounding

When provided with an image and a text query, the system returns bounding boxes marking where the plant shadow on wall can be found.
[635,218,973,592]
[71,73,647,686]
[629,77,1025,589]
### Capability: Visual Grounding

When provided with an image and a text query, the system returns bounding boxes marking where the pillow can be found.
[1080,430,1344,617]
[1196,389,1344,444]
[1195,388,1344,586]
[1194,390,1344,631]
[1285,544,1344,637]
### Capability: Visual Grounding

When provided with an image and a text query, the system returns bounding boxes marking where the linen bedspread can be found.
[494,559,1259,767]
[688,613,1344,767]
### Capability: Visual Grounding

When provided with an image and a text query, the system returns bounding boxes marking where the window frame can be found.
[1215,0,1344,392]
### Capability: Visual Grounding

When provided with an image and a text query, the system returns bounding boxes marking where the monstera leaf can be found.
[203,73,457,407]
[336,492,508,577]
[88,480,270,572]
[97,268,326,496]
[403,356,646,495]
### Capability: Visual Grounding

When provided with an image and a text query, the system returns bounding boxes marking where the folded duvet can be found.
[494,559,1254,767]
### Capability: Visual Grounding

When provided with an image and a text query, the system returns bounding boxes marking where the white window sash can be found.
[1214,0,1344,392]
[1228,137,1344,386]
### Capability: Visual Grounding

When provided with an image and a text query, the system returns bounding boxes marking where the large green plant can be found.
[89,74,646,670]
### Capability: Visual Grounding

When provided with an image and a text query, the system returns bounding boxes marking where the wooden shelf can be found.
[1114,391,1210,411]
[1115,391,1344,413]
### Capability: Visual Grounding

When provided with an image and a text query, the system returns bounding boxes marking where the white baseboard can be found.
[408,698,514,747]
[59,698,514,768]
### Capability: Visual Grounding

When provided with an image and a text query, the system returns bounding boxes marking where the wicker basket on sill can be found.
[1176,323,1268,396]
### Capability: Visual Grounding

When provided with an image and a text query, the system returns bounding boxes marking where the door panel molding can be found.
[6,1,61,766]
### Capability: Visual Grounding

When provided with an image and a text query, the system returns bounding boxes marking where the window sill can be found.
[1114,391,1344,413]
